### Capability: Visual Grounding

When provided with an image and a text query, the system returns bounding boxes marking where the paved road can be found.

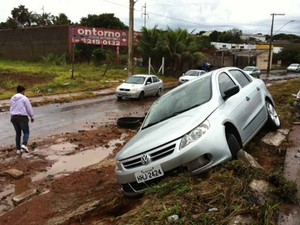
[0,95,155,149]
[278,124,300,224]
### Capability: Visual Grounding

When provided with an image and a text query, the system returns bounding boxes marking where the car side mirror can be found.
[223,85,240,100]
[146,81,151,85]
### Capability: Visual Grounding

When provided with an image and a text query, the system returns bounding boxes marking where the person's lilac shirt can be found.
[10,93,34,118]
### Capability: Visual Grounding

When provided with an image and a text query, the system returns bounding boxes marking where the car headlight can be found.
[179,120,210,150]
[131,87,139,92]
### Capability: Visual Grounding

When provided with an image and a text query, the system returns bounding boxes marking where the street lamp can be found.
[266,13,285,78]
[274,20,295,34]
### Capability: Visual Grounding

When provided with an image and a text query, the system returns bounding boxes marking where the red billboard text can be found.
[70,26,128,46]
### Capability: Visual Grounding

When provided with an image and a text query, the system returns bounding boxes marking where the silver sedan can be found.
[115,67,280,197]
[115,74,163,100]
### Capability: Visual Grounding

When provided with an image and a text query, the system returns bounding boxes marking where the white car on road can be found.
[116,74,163,100]
[287,63,300,73]
[178,69,207,84]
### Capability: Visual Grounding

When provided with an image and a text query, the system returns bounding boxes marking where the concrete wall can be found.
[0,25,69,60]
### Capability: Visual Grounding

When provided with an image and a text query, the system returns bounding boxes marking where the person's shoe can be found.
[16,150,21,154]
[21,144,29,153]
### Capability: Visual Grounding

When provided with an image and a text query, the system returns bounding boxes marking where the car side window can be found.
[229,70,251,88]
[218,72,236,97]
[153,76,158,83]
[146,78,152,84]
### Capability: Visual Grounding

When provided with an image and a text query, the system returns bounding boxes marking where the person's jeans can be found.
[11,119,30,150]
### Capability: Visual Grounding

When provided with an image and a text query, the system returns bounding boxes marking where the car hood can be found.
[118,83,142,89]
[179,75,197,81]
[116,100,219,160]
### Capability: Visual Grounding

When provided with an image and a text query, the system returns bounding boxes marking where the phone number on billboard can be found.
[79,38,123,46]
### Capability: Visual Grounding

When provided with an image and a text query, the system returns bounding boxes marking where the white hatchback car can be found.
[178,69,207,84]
[115,74,163,100]
[115,67,280,197]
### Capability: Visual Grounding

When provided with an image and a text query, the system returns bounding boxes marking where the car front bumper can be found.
[116,90,140,98]
[115,124,232,195]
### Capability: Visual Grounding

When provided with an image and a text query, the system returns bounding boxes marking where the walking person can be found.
[10,85,34,154]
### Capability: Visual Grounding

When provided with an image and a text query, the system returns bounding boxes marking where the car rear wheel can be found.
[138,91,145,100]
[226,133,241,159]
[266,101,280,130]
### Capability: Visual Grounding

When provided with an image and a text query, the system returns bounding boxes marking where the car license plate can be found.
[135,165,164,183]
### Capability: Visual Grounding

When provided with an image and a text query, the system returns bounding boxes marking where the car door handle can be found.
[257,87,260,91]
[246,96,250,101]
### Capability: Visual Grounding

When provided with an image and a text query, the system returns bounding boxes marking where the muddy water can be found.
[0,136,126,216]
[32,138,125,182]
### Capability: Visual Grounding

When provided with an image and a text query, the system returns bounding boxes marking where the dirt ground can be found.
[0,123,143,225]
[0,120,289,225]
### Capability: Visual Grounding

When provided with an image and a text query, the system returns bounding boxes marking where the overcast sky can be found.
[1,0,299,35]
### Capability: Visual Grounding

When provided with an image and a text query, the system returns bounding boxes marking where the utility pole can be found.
[266,13,284,78]
[128,0,135,77]
[142,3,149,28]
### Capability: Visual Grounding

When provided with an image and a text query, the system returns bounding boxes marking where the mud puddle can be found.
[32,137,125,181]
[0,136,126,216]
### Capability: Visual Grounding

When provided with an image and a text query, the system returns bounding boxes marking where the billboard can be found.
[70,26,128,46]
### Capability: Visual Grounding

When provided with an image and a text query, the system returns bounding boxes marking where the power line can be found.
[102,0,207,27]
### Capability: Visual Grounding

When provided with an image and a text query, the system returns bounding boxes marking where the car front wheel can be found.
[138,91,145,100]
[156,88,162,97]
[266,101,280,130]
[226,133,241,159]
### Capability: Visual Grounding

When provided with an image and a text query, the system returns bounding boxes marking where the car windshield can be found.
[184,70,199,77]
[125,76,145,84]
[290,64,299,67]
[142,75,212,129]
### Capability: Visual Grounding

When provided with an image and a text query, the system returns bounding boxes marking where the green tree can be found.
[31,12,55,26]
[80,13,128,30]
[162,28,191,71]
[137,27,212,73]
[10,5,31,27]
[209,29,242,43]
[53,13,71,25]
[137,26,164,67]
[209,30,221,42]
[276,43,300,65]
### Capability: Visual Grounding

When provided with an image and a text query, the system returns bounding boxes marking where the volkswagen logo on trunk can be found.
[141,154,151,165]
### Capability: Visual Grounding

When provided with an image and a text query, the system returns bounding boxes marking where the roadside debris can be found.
[1,169,24,179]
[262,129,289,146]
[237,150,263,169]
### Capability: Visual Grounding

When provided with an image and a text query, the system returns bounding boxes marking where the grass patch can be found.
[0,59,177,100]
[118,161,297,225]
[268,78,300,128]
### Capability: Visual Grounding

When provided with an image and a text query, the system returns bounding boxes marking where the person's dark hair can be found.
[17,85,25,93]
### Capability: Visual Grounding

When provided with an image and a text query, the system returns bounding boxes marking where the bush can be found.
[42,53,67,65]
